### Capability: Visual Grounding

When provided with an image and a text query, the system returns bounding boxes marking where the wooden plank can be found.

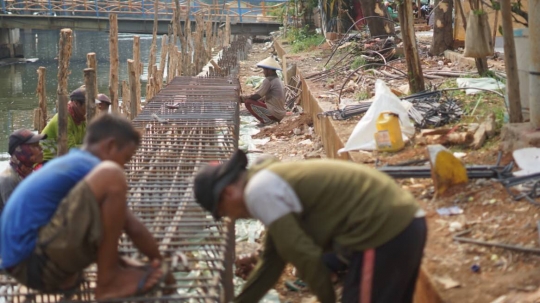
[109,14,119,113]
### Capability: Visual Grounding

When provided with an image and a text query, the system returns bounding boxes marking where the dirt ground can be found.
[236,33,540,303]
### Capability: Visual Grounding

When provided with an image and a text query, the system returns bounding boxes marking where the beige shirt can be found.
[256,76,286,120]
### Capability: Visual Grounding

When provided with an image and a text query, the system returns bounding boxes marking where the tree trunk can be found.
[430,0,454,55]
[397,0,425,93]
[358,0,395,38]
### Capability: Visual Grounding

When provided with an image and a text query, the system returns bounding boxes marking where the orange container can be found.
[374,111,404,152]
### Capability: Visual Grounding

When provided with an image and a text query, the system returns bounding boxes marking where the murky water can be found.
[0,29,162,159]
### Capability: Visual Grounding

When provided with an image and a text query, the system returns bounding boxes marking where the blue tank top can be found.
[0,149,100,268]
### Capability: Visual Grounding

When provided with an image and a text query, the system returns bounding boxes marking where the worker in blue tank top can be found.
[0,113,171,299]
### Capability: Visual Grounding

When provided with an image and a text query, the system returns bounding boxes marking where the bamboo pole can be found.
[84,68,97,122]
[397,0,425,93]
[225,15,230,46]
[109,14,119,113]
[57,29,72,157]
[147,0,159,82]
[36,66,47,132]
[132,36,141,112]
[86,52,98,96]
[176,49,182,77]
[159,34,168,88]
[500,0,522,123]
[128,60,138,120]
[121,80,131,118]
[167,34,175,83]
[528,0,540,127]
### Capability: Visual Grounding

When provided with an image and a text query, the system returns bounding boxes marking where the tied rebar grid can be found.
[0,77,241,303]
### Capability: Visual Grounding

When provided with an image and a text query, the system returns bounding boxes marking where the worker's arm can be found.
[124,210,162,261]
[234,235,286,303]
[250,78,271,100]
[267,213,336,303]
[40,114,59,161]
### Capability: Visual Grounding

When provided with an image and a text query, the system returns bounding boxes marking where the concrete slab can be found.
[500,122,540,152]
[443,50,476,69]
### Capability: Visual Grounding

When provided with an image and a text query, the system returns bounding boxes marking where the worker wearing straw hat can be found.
[240,57,286,127]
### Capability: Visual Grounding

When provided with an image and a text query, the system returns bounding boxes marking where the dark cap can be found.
[96,93,111,104]
[69,86,86,102]
[8,129,47,155]
[193,150,248,220]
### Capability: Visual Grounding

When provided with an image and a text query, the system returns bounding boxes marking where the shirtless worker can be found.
[241,57,287,127]
[194,150,427,303]
[0,114,167,299]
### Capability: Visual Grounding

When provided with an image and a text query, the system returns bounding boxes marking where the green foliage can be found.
[354,89,370,101]
[287,25,324,53]
[351,56,366,70]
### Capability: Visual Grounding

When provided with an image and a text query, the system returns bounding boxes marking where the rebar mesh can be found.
[0,76,240,303]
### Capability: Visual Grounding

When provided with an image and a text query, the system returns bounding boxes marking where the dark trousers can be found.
[341,217,427,303]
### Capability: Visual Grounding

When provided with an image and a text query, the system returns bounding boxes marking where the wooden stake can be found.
[167,34,175,83]
[84,68,97,122]
[36,66,47,132]
[56,28,72,157]
[128,59,138,120]
[86,52,98,96]
[397,0,425,93]
[225,15,231,46]
[148,0,159,82]
[121,80,131,118]
[109,14,119,113]
[500,0,522,123]
[133,36,141,112]
[158,34,168,88]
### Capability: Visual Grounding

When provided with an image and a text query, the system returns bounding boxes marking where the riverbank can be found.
[265,34,540,303]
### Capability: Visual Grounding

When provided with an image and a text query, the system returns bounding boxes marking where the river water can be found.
[0,29,162,160]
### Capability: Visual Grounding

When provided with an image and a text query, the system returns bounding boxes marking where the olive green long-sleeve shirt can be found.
[40,114,86,161]
[234,160,420,303]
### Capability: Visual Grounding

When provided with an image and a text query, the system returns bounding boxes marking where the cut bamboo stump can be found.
[56,29,73,157]
[159,34,168,88]
[109,14,119,113]
[84,68,97,122]
[128,59,138,120]
[121,80,131,118]
[133,36,141,112]
[36,66,47,132]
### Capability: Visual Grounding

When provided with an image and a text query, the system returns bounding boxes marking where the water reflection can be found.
[0,29,160,156]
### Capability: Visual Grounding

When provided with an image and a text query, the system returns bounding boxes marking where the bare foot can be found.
[119,256,145,269]
[95,259,164,300]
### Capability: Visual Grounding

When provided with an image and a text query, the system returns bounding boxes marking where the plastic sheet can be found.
[456,77,505,95]
[339,80,415,152]
[513,147,540,176]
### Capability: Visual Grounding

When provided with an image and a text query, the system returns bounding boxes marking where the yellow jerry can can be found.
[374,111,405,152]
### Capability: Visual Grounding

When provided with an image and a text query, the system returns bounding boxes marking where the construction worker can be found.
[40,86,87,163]
[240,57,286,127]
[193,150,427,303]
[0,129,46,212]
[1,114,169,299]
[96,93,111,114]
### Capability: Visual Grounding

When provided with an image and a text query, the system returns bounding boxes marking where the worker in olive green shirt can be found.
[194,150,427,303]
[40,87,87,162]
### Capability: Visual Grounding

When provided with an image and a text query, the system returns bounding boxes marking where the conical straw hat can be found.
[256,57,282,70]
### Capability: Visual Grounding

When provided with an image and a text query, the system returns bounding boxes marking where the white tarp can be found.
[513,147,540,176]
[456,77,506,95]
[338,80,415,153]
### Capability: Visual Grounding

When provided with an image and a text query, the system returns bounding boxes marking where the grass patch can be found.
[354,89,370,100]
[437,79,507,131]
[287,26,324,53]
[351,56,366,70]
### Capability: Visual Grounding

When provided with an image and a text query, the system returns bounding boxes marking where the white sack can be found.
[456,77,506,95]
[338,80,415,153]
